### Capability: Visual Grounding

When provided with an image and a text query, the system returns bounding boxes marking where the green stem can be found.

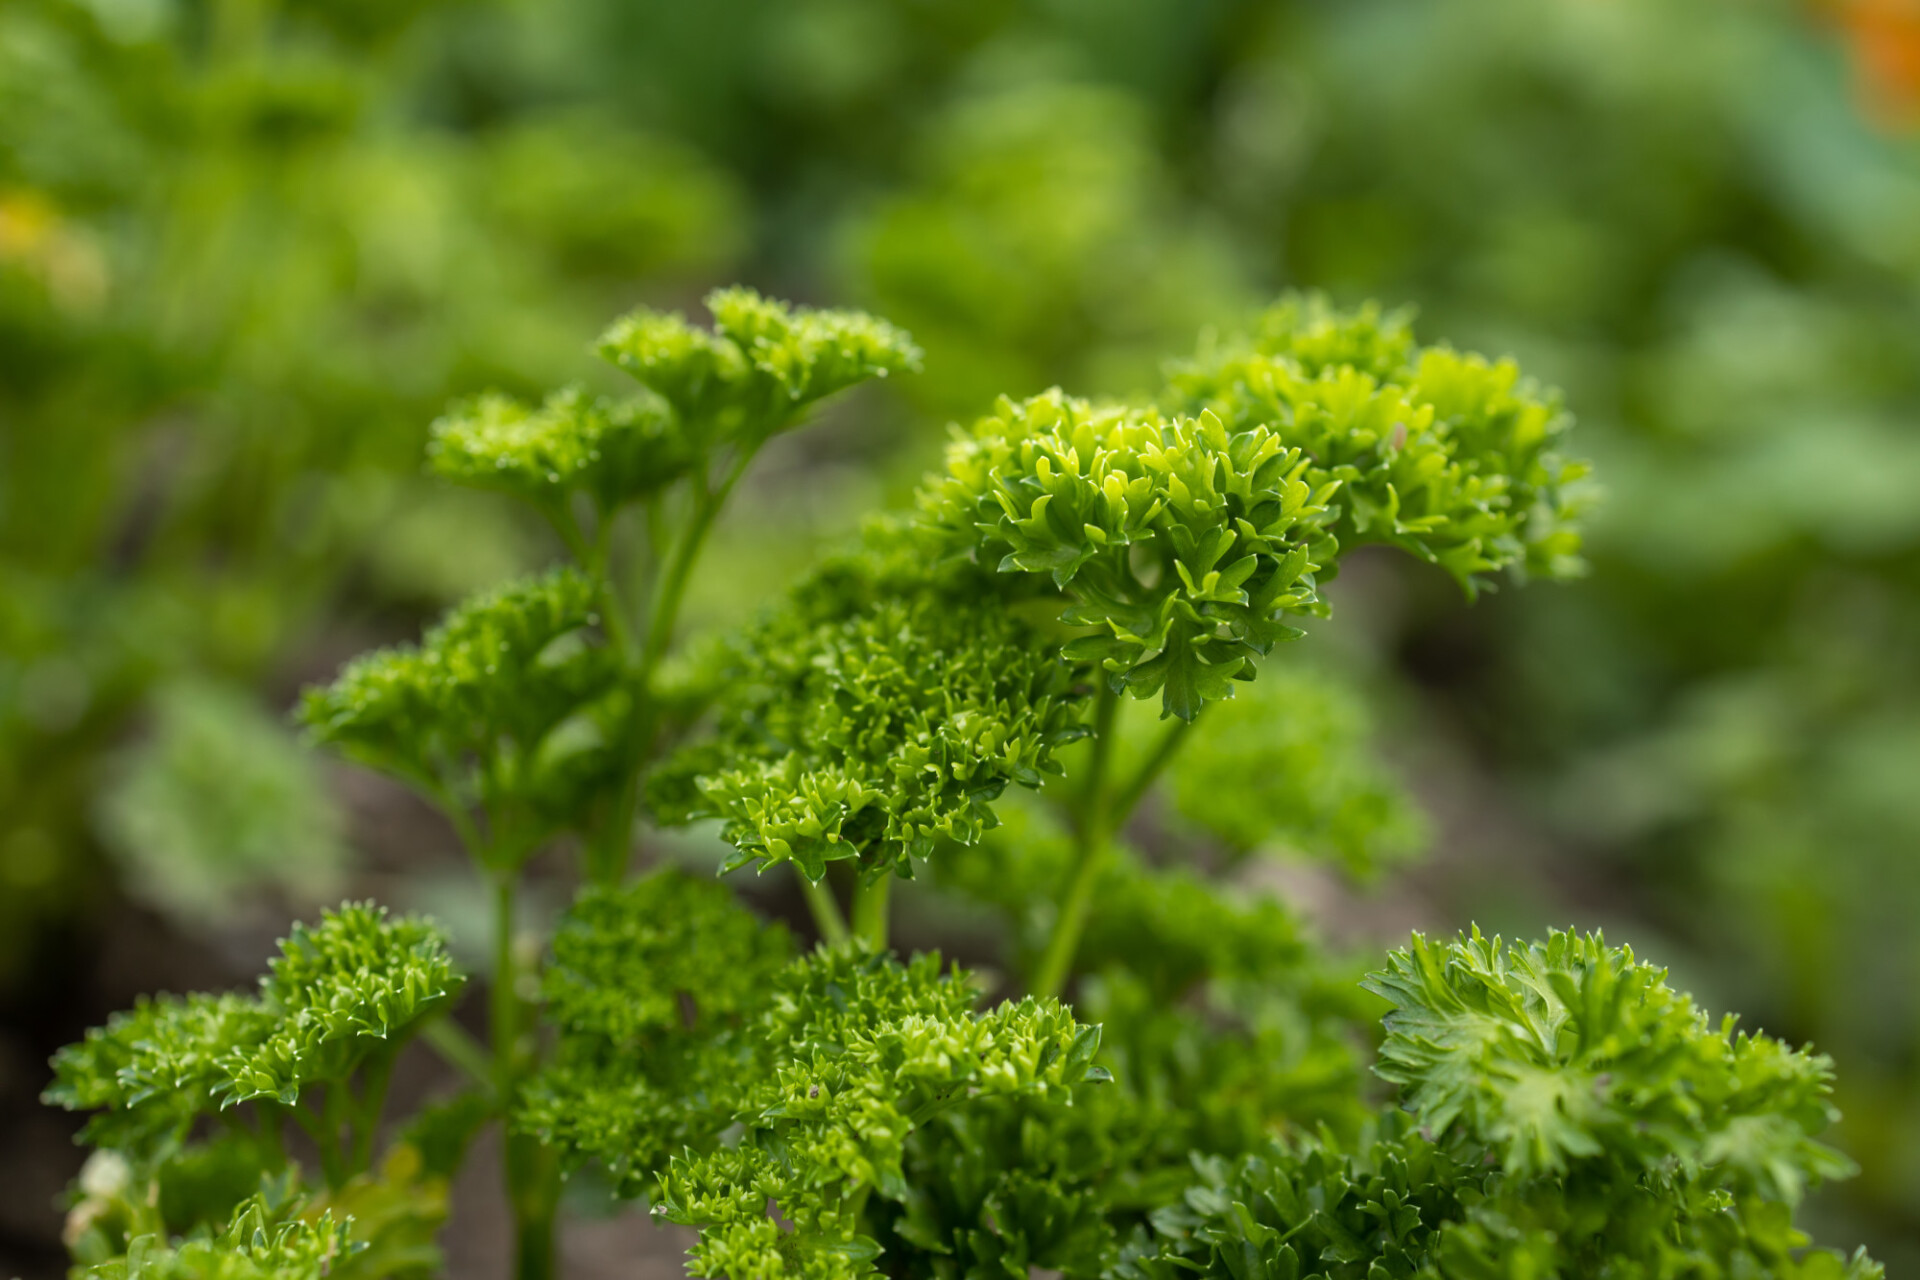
[587,451,756,887]
[799,873,851,948]
[583,505,637,660]
[906,1086,964,1129]
[349,1046,399,1177]
[1031,685,1120,1001]
[506,1133,560,1280]
[851,874,892,950]
[1108,714,1193,821]
[254,1101,286,1169]
[641,450,752,669]
[586,784,638,886]
[319,1081,349,1189]
[1030,823,1109,1002]
[543,500,594,572]
[489,873,557,1280]
[490,874,519,1090]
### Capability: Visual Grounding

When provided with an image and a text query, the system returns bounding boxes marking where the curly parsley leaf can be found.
[657,945,1105,1280]
[671,548,1085,883]
[516,870,792,1197]
[298,567,623,860]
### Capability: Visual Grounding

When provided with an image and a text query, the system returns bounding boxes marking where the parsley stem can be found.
[491,872,559,1280]
[490,874,519,1092]
[350,1045,399,1176]
[641,447,752,670]
[320,1079,349,1189]
[588,447,758,887]
[799,873,851,947]
[1031,684,1120,1000]
[1033,695,1200,1000]
[1108,714,1192,824]
[254,1100,285,1168]
[852,874,891,950]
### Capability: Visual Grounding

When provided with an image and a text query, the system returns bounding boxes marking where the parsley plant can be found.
[46,289,1877,1279]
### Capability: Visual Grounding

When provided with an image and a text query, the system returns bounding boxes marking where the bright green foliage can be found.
[598,287,921,447]
[47,994,274,1156]
[52,283,1879,1279]
[921,392,1337,721]
[881,807,1373,1277]
[298,568,620,859]
[1158,664,1425,875]
[539,868,790,1041]
[684,553,1085,881]
[80,1196,360,1280]
[1115,1117,1472,1280]
[1120,930,1878,1280]
[911,298,1585,722]
[49,907,461,1278]
[868,960,1374,1280]
[288,285,927,1272]
[65,1156,448,1280]
[517,870,792,1196]
[1163,295,1589,591]
[657,946,1106,1279]
[48,903,459,1153]
[1125,1116,1883,1280]
[1365,927,1854,1200]
[221,903,462,1107]
[427,388,689,516]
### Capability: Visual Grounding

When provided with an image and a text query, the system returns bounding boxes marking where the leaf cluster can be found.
[875,807,1373,1278]
[906,295,1587,724]
[867,954,1372,1280]
[47,903,460,1155]
[515,870,792,1196]
[676,295,1588,898]
[657,945,1105,1279]
[81,1195,360,1280]
[428,388,688,516]
[676,550,1086,882]
[428,287,919,531]
[1163,294,1589,589]
[920,393,1335,721]
[1122,929,1880,1280]
[297,569,621,860]
[1364,927,1855,1201]
[598,287,921,448]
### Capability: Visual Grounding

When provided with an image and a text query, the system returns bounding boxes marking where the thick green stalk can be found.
[587,452,755,886]
[641,450,752,670]
[1108,716,1192,822]
[1029,690,1121,997]
[852,874,892,950]
[1031,821,1110,1002]
[506,1136,560,1280]
[349,1045,399,1177]
[254,1100,286,1169]
[491,874,519,1089]
[1030,686,1119,1000]
[491,874,558,1280]
[319,1080,349,1189]
[1031,694,1201,1000]
[800,873,851,947]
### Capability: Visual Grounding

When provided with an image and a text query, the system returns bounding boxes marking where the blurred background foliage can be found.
[4,0,1920,1271]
